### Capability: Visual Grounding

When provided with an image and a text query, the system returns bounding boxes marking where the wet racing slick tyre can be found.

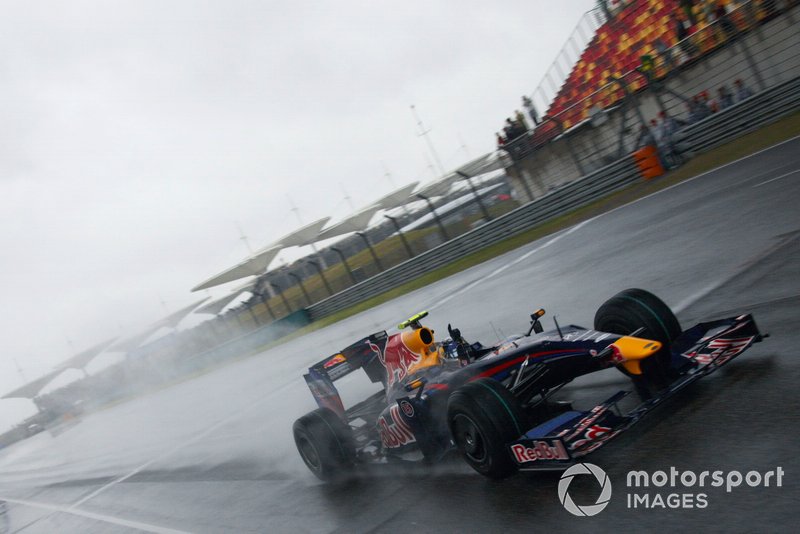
[293,408,355,482]
[447,378,526,479]
[594,288,682,398]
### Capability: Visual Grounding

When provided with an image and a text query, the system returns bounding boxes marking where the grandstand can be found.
[537,0,792,130]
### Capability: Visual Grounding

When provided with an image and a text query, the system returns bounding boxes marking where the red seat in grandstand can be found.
[546,0,679,129]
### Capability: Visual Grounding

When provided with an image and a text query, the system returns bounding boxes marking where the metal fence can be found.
[307,155,641,319]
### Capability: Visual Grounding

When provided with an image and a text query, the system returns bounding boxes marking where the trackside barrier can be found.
[306,155,641,320]
[672,75,800,157]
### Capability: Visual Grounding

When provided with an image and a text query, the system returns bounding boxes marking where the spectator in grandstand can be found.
[680,0,697,24]
[649,119,664,145]
[521,95,540,126]
[515,110,530,132]
[658,111,684,137]
[504,117,526,141]
[717,85,735,109]
[714,1,738,39]
[496,132,506,148]
[673,13,699,59]
[734,78,753,101]
[701,90,720,113]
[687,94,712,123]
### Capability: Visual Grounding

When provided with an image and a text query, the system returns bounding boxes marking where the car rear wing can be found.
[303,331,388,416]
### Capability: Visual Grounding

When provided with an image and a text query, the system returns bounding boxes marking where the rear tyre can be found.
[293,408,355,482]
[447,378,526,479]
[594,288,681,397]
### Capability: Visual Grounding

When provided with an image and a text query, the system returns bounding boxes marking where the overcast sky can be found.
[0,1,597,411]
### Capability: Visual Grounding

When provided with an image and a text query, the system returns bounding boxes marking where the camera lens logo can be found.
[558,463,612,516]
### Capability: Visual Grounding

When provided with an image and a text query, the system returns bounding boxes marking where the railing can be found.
[307,155,641,319]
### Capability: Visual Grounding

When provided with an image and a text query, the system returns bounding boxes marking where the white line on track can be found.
[753,168,800,187]
[0,496,191,534]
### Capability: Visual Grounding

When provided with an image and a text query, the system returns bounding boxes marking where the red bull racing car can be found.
[293,288,764,480]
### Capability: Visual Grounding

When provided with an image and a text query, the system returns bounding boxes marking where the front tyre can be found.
[447,378,526,479]
[594,288,681,397]
[293,408,355,482]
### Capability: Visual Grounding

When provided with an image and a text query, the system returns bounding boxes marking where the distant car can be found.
[293,289,764,480]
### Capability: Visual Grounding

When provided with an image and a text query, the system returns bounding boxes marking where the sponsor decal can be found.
[323,354,346,369]
[370,334,421,387]
[685,336,754,365]
[399,400,415,417]
[511,439,570,464]
[378,404,416,448]
[570,424,620,454]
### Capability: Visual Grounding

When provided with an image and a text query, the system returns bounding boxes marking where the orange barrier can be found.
[632,144,665,179]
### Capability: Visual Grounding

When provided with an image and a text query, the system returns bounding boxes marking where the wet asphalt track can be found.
[0,137,799,533]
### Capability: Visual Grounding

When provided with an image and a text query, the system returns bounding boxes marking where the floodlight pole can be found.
[270,282,292,314]
[307,260,333,296]
[331,247,357,284]
[384,214,414,259]
[455,171,492,222]
[288,272,312,306]
[415,193,449,241]
[356,231,383,272]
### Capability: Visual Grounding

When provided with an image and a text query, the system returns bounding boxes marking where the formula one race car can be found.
[293,289,764,480]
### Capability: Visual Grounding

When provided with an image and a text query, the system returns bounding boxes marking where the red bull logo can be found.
[510,440,570,464]
[378,404,416,448]
[369,333,421,387]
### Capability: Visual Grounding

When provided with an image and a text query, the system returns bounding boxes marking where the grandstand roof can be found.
[414,151,503,199]
[374,182,420,210]
[316,205,382,241]
[454,151,505,177]
[108,298,209,352]
[1,369,64,399]
[414,174,460,199]
[195,291,249,315]
[270,217,331,248]
[191,246,282,292]
[55,338,117,372]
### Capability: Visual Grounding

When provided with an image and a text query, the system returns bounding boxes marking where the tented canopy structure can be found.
[414,151,503,199]
[191,246,282,292]
[2,337,129,399]
[374,182,419,210]
[454,151,504,177]
[315,205,381,241]
[1,369,65,399]
[108,298,209,352]
[54,338,117,372]
[195,291,249,315]
[270,217,331,248]
[413,173,461,199]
